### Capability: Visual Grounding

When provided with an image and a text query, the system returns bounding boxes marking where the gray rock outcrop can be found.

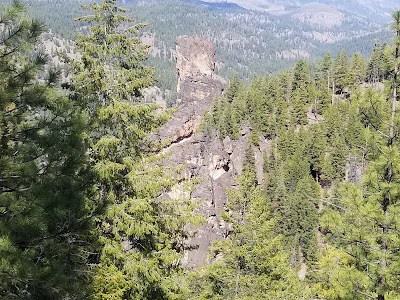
[156,36,240,267]
[157,36,269,267]
[157,36,226,145]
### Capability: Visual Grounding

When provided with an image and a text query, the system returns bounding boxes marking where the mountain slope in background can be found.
[24,0,398,106]
[196,0,398,22]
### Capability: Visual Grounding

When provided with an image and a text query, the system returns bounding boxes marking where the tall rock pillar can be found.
[157,36,237,267]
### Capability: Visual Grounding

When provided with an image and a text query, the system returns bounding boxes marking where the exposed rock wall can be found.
[176,36,216,83]
[345,156,365,184]
[158,36,226,145]
[157,36,244,267]
[157,36,270,267]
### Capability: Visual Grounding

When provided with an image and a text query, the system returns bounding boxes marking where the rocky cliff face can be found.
[157,36,260,267]
[176,36,216,83]
[158,36,226,144]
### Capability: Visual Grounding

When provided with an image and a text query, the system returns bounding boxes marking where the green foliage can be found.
[367,43,390,83]
[311,246,371,300]
[266,146,319,264]
[348,52,367,87]
[291,60,312,124]
[317,12,400,299]
[92,158,197,300]
[290,176,319,262]
[186,169,307,300]
[69,1,195,298]
[3,2,400,299]
[0,1,89,298]
[333,50,350,92]
[73,0,154,106]
[315,52,333,114]
[225,75,241,102]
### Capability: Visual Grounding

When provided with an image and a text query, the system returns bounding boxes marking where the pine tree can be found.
[290,176,319,262]
[225,75,241,102]
[274,73,291,133]
[348,52,366,87]
[291,60,312,125]
[230,94,243,138]
[305,124,327,182]
[70,1,194,298]
[187,162,306,300]
[319,12,400,299]
[0,1,88,298]
[367,43,390,83]
[333,50,349,94]
[315,52,334,112]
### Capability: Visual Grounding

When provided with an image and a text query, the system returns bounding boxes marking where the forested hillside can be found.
[1,0,400,299]
[192,0,397,20]
[24,0,392,106]
[197,14,400,299]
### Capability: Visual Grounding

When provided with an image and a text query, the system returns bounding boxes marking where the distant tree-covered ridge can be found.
[24,0,392,106]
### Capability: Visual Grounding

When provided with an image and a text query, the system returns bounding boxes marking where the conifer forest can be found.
[1,0,400,299]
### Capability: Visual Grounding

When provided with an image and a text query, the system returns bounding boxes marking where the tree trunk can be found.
[234,266,240,299]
